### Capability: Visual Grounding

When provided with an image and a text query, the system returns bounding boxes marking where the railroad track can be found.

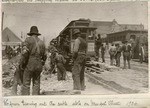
[85,64,139,94]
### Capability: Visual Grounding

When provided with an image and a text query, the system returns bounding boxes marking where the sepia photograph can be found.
[1,2,148,96]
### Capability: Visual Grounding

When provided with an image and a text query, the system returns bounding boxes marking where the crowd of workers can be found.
[10,26,147,95]
[94,34,147,69]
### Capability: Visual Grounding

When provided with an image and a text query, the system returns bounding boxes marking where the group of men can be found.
[94,34,133,69]
[11,25,147,95]
[109,41,132,69]
[12,26,87,95]
[48,29,87,90]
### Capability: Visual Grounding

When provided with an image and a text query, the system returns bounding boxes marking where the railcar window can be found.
[88,30,95,40]
[130,35,136,40]
[72,33,86,40]
[81,34,87,39]
[80,28,87,33]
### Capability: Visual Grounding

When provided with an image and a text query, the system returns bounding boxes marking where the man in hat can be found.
[95,34,102,61]
[22,26,46,95]
[72,29,87,90]
[115,43,122,67]
[109,43,116,65]
[55,50,66,81]
[122,40,131,69]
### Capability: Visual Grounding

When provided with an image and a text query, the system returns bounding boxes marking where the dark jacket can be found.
[73,37,87,60]
[23,36,46,64]
[95,38,102,47]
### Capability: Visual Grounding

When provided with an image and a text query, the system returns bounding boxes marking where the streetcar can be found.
[56,18,97,58]
[51,19,97,71]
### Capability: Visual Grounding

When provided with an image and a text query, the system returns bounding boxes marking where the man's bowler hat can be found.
[27,26,41,36]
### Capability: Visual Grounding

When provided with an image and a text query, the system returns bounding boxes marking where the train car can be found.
[57,19,97,58]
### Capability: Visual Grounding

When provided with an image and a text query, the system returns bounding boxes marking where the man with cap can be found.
[72,29,87,90]
[122,40,131,69]
[22,26,46,95]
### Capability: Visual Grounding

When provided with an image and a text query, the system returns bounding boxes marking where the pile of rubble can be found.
[40,72,76,95]
[2,55,21,96]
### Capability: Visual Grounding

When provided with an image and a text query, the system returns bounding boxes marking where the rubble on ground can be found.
[2,55,20,91]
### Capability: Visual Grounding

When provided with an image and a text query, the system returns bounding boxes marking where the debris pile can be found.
[2,55,20,90]
[40,72,73,95]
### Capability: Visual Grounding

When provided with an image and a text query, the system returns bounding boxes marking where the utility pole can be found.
[1,12,4,31]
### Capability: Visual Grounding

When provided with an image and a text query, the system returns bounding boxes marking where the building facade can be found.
[90,19,145,41]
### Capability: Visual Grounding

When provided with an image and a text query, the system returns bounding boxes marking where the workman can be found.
[72,29,87,90]
[122,40,131,69]
[55,50,66,81]
[95,34,102,61]
[115,43,122,67]
[109,43,116,65]
[22,26,46,95]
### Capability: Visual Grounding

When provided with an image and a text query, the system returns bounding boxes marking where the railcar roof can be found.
[59,19,96,35]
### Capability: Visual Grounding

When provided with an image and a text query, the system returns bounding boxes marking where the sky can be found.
[2,2,148,46]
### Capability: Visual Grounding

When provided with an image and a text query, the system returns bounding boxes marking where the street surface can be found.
[96,55,148,93]
[2,53,148,96]
[40,72,116,95]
